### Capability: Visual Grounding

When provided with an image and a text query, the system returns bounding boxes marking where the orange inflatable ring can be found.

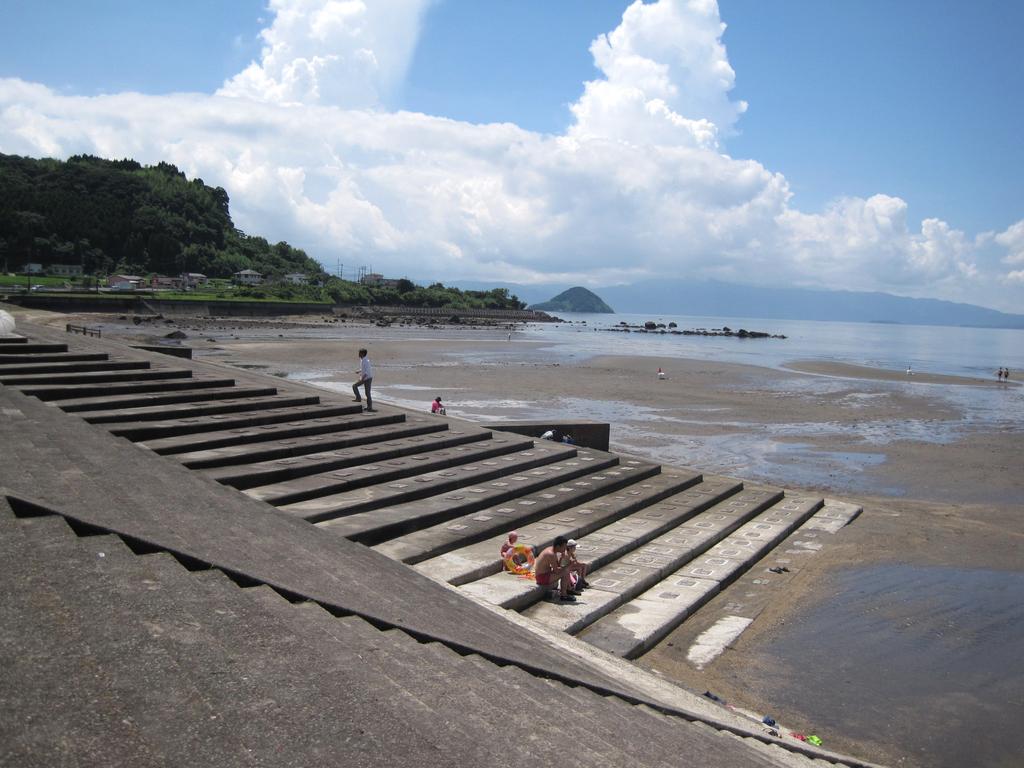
[503,543,535,577]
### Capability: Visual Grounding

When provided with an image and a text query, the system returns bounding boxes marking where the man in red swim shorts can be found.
[533,536,575,602]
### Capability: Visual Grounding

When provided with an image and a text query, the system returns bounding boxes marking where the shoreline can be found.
[784,359,1016,386]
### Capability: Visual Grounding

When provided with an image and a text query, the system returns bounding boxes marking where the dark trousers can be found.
[353,377,372,407]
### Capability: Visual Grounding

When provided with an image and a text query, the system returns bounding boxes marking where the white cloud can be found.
[0,0,1021,313]
[219,0,434,107]
[570,0,745,149]
[995,220,1024,265]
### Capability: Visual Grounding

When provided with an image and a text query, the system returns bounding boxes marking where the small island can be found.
[601,321,786,339]
[530,286,614,313]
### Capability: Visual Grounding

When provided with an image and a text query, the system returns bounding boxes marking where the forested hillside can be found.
[0,153,319,279]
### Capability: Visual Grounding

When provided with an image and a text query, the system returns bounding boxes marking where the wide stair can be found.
[1,325,866,764]
[1,493,858,766]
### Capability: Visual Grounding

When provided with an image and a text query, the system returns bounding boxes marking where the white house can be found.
[51,264,83,277]
[234,269,263,285]
[284,273,309,285]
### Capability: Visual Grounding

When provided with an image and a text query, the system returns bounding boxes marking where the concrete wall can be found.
[480,421,610,452]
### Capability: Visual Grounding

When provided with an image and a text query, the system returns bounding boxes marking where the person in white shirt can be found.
[352,348,374,411]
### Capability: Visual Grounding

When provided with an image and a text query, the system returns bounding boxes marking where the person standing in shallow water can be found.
[352,348,374,411]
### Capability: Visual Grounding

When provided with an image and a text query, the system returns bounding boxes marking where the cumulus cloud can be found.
[995,220,1024,265]
[571,0,746,149]
[0,0,1020,312]
[219,0,434,107]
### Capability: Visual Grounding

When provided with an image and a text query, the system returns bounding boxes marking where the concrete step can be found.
[372,631,579,764]
[719,729,823,768]
[62,546,477,762]
[0,342,67,353]
[412,469,720,586]
[9,511,87,549]
[282,610,534,765]
[0,352,112,366]
[204,426,491,489]
[328,449,623,549]
[0,368,188,386]
[466,654,676,767]
[1,530,216,764]
[367,627,634,767]
[176,417,449,469]
[15,376,238,401]
[82,548,520,762]
[53,385,278,413]
[539,679,683,768]
[308,443,594,535]
[244,432,534,506]
[459,479,764,611]
[0,336,28,344]
[453,649,651,767]
[0,360,150,376]
[81,393,319,424]
[140,409,406,456]
[802,498,863,534]
[108,402,360,442]
[576,494,823,657]
[287,440,578,524]
[373,458,668,565]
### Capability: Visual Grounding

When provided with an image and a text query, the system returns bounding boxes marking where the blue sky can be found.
[1,1,1022,311]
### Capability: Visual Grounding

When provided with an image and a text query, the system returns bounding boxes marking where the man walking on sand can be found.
[534,536,576,602]
[352,348,374,411]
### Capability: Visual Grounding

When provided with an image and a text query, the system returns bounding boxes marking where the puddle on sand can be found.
[752,564,1024,768]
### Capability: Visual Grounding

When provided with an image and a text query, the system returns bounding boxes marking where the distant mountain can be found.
[530,286,615,313]
[450,278,1024,329]
[594,280,1024,329]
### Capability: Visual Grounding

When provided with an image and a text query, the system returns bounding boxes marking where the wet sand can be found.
[18,308,1024,767]
[785,359,1013,387]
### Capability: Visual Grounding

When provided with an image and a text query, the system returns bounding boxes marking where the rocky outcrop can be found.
[601,322,786,339]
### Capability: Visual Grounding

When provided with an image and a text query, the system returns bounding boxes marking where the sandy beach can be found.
[14,307,1024,767]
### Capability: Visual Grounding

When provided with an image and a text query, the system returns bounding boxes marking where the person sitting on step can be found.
[563,539,590,591]
[500,530,518,561]
[534,536,576,602]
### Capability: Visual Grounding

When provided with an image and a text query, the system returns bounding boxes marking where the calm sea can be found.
[521,312,1024,380]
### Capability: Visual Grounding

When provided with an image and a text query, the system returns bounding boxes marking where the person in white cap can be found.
[562,539,590,593]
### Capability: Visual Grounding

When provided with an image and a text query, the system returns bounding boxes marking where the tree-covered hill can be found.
[0,153,319,279]
[530,286,614,313]
[0,153,528,312]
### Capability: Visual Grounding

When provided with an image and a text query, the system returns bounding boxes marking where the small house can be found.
[151,275,183,290]
[107,274,143,288]
[50,264,83,277]
[233,269,263,285]
[181,272,208,288]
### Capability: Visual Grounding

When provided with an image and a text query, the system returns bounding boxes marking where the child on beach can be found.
[500,531,518,561]
[431,396,446,415]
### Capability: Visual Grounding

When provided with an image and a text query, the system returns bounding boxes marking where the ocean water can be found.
[520,312,1024,380]
[757,564,1024,768]
[396,312,1023,496]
